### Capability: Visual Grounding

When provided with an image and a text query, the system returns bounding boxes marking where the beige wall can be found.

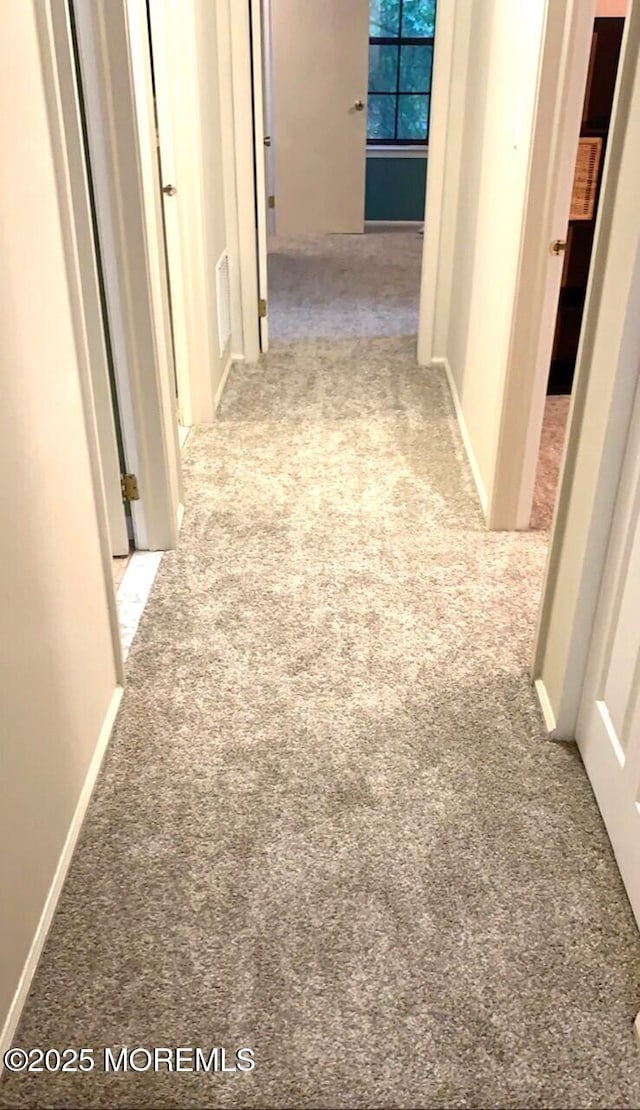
[0,1,118,1038]
[436,0,547,508]
[596,0,627,15]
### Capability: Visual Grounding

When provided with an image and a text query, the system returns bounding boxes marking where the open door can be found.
[147,0,193,423]
[63,1,130,557]
[251,0,270,352]
[269,0,369,236]
[73,0,183,551]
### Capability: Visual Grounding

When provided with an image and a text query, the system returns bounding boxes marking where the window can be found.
[367,0,436,145]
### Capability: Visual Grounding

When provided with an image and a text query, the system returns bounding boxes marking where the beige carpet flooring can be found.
[2,232,639,1110]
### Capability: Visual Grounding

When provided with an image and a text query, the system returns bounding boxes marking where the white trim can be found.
[489,0,595,529]
[0,685,124,1069]
[217,0,245,361]
[365,220,423,230]
[434,356,489,517]
[250,0,269,353]
[533,4,640,737]
[36,0,124,685]
[417,0,456,366]
[228,1,261,364]
[73,0,183,552]
[178,424,190,449]
[366,146,428,158]
[534,678,557,737]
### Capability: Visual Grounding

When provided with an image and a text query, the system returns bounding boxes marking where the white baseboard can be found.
[364,220,423,230]
[0,686,124,1069]
[214,353,234,414]
[534,678,557,737]
[433,356,488,517]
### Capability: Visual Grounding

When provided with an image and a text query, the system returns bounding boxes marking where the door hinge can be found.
[268,194,275,209]
[258,297,267,318]
[264,135,272,147]
[550,238,568,255]
[121,473,140,502]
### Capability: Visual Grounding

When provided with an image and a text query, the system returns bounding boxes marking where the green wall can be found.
[365,156,427,221]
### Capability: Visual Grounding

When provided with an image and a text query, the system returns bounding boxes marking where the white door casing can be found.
[262,0,276,237]
[73,0,183,550]
[251,0,269,351]
[270,0,369,236]
[576,249,640,930]
[52,0,130,556]
[489,0,595,530]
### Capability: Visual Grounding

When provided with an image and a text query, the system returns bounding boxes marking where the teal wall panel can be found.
[365,156,427,221]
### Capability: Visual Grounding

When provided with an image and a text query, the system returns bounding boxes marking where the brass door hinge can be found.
[550,238,567,255]
[258,297,267,318]
[268,194,275,209]
[121,473,140,502]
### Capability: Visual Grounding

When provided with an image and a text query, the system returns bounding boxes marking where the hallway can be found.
[3,232,640,1109]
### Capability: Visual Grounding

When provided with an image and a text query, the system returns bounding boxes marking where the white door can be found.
[147,0,192,424]
[270,0,369,236]
[251,0,270,351]
[576,367,640,929]
[58,1,130,557]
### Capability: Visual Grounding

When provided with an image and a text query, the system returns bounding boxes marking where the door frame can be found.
[250,0,270,353]
[227,0,261,364]
[489,0,595,531]
[47,0,130,558]
[35,0,125,680]
[73,0,183,551]
[232,0,438,359]
[533,0,640,738]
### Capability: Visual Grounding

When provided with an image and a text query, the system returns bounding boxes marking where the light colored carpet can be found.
[531,395,572,531]
[2,234,640,1110]
[268,228,423,341]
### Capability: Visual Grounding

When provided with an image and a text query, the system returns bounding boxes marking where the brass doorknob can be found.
[162,184,177,197]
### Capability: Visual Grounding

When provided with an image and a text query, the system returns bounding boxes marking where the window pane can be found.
[367,95,396,141]
[399,44,433,93]
[397,94,428,141]
[369,44,398,93]
[369,0,400,37]
[401,0,436,37]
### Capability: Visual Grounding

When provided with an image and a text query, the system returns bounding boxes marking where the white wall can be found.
[430,0,547,513]
[0,1,119,1043]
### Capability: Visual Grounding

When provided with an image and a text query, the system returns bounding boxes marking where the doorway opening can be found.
[253,0,437,350]
[70,0,185,653]
[531,12,625,532]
